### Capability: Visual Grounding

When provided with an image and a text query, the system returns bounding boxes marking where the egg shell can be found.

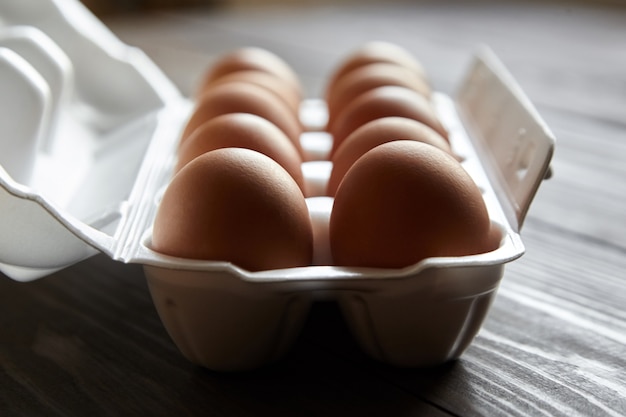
[326,62,432,128]
[175,113,304,190]
[180,81,304,155]
[329,85,449,156]
[199,46,302,99]
[325,41,427,100]
[152,148,313,272]
[327,117,452,196]
[329,140,500,269]
[198,69,301,113]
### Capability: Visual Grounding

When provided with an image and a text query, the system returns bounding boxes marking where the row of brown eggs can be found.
[153,47,311,271]
[174,42,455,194]
[152,42,500,272]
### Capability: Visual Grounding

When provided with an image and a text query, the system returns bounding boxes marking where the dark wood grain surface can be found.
[2,1,625,416]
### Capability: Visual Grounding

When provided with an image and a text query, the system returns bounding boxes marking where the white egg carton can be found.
[0,0,554,371]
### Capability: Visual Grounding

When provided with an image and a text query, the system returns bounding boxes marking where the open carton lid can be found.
[0,0,188,280]
[0,0,555,282]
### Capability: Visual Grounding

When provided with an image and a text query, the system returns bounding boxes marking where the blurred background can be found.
[81,0,626,17]
[80,0,403,16]
[81,0,212,16]
[85,0,626,116]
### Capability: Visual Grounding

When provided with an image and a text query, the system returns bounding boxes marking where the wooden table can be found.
[1,1,625,415]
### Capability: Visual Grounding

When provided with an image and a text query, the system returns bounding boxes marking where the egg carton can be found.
[0,0,554,371]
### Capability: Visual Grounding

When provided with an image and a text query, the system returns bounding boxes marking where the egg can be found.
[329,140,500,268]
[152,148,313,271]
[198,46,303,100]
[179,81,304,156]
[325,41,427,101]
[328,85,448,156]
[199,70,301,114]
[175,113,304,191]
[325,62,432,128]
[327,117,452,196]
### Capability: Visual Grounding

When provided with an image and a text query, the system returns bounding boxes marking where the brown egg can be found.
[326,63,432,128]
[327,117,452,196]
[180,81,304,156]
[152,148,313,271]
[199,70,301,114]
[329,140,500,268]
[198,46,303,99]
[325,41,427,101]
[175,113,304,190]
[329,86,448,156]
